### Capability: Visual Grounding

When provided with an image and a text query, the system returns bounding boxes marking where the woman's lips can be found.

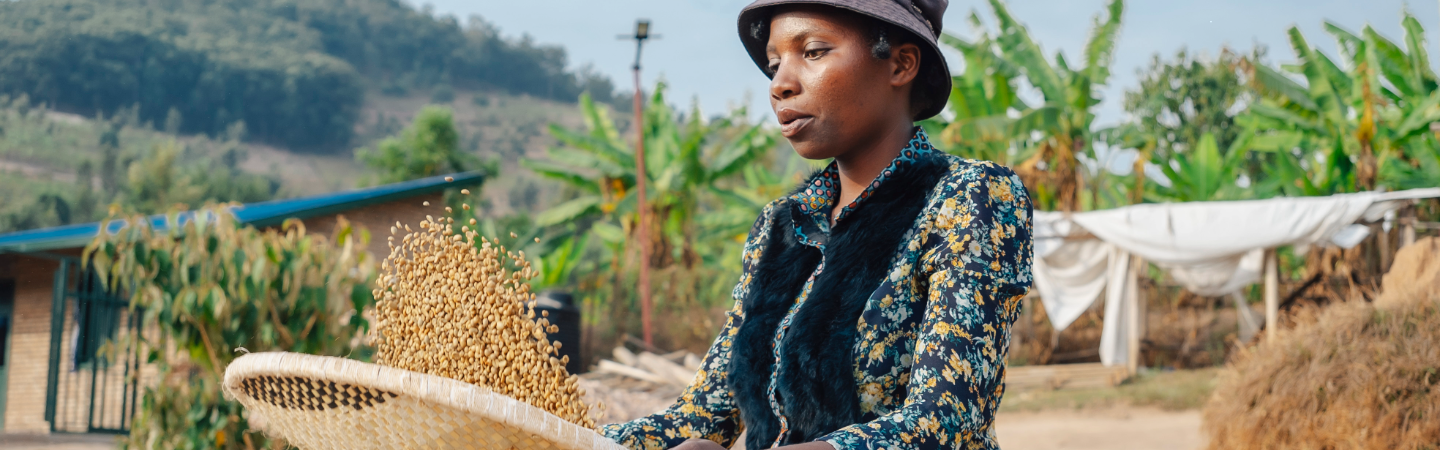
[779,115,814,138]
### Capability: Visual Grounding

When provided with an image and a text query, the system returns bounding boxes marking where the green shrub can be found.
[86,210,377,449]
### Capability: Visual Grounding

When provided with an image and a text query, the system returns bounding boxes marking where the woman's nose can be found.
[769,60,801,102]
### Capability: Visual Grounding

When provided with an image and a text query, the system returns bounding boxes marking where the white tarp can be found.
[1028,188,1440,366]
[1033,212,1135,366]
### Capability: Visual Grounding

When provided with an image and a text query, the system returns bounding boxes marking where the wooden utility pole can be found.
[623,20,656,346]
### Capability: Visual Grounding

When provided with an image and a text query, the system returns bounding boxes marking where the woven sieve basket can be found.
[223,352,626,450]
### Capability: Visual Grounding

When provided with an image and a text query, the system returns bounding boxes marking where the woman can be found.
[600,1,1033,449]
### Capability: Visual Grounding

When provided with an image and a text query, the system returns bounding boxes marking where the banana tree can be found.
[931,12,1031,166]
[523,84,777,271]
[1243,11,1440,195]
[1147,131,1256,202]
[702,155,808,259]
[937,0,1125,211]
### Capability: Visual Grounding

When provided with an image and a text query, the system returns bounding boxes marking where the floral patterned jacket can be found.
[600,129,1033,450]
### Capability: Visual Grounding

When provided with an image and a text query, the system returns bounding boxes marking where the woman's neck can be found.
[829,121,915,224]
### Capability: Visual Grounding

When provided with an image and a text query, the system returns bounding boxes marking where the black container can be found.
[534,291,582,374]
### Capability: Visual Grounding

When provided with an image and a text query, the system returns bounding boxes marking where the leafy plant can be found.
[525,84,776,271]
[121,141,278,214]
[1148,131,1254,202]
[85,209,376,449]
[357,105,481,184]
[1124,49,1255,160]
[1242,10,1440,195]
[523,85,787,354]
[936,0,1125,211]
[932,13,1029,166]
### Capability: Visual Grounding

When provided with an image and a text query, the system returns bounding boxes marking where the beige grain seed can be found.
[373,217,592,428]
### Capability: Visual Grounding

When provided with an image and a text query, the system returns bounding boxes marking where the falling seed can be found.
[446,207,453,213]
[374,219,592,428]
[445,176,455,182]
[534,237,541,243]
[509,232,518,238]
[461,189,471,195]
[423,201,431,206]
[463,204,470,210]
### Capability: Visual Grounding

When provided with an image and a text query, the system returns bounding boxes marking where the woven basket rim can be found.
[223,352,624,450]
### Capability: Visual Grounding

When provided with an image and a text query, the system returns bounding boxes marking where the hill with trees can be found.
[0,0,618,150]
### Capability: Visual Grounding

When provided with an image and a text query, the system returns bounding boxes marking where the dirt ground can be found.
[0,405,1204,450]
[0,433,117,450]
[995,405,1205,450]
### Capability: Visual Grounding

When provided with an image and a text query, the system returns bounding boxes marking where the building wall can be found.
[298,193,445,261]
[2,254,59,433]
[0,193,448,434]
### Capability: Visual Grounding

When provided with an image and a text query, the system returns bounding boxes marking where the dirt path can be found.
[995,406,1204,450]
[0,405,1203,450]
[0,159,76,183]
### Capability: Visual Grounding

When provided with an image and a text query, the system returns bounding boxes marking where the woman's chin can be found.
[790,146,831,161]
[787,137,840,161]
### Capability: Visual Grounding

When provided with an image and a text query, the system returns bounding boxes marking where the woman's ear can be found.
[889,42,922,88]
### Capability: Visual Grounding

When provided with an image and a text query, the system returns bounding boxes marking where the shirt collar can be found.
[789,127,938,231]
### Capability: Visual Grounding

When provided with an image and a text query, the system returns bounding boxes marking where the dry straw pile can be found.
[372,212,595,428]
[1204,237,1440,449]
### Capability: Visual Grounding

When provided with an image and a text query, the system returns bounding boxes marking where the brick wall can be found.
[2,253,159,434]
[298,193,445,261]
[4,255,59,433]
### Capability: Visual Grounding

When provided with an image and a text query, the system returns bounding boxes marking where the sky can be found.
[420,1,1440,128]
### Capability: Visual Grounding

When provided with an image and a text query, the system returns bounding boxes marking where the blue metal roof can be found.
[0,171,486,254]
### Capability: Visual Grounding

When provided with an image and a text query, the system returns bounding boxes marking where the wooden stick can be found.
[1264,249,1279,341]
[1125,254,1143,376]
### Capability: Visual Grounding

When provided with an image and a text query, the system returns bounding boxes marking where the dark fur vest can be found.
[727,151,951,450]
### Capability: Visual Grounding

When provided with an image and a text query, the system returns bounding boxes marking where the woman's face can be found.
[765,6,919,160]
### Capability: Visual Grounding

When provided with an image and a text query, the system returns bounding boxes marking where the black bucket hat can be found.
[737,0,953,120]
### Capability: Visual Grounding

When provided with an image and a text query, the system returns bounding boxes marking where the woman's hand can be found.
[673,439,728,450]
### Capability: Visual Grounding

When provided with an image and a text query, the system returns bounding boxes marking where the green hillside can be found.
[0,96,281,232]
[0,0,622,234]
[0,87,592,234]
[0,0,618,151]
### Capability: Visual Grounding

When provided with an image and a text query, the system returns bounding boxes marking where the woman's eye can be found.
[766,60,780,73]
[804,48,828,59]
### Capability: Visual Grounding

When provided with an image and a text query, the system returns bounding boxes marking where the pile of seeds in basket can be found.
[372,199,595,428]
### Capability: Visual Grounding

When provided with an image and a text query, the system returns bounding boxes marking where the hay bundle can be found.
[372,214,594,427]
[1203,237,1440,449]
